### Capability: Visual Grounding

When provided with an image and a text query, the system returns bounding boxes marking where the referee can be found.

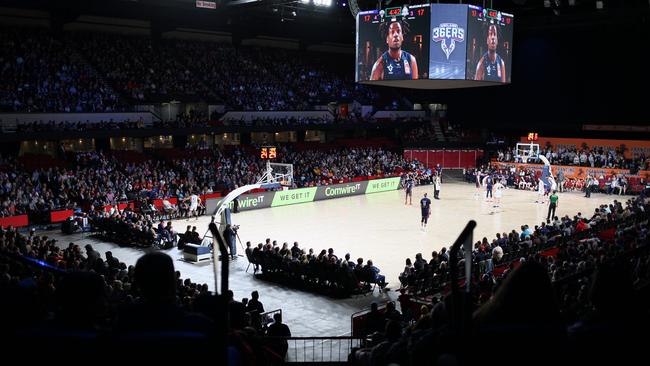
[547,190,558,223]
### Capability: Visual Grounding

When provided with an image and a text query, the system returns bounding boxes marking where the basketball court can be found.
[49,181,619,336]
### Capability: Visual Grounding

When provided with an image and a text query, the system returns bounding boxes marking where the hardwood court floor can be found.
[49,182,618,336]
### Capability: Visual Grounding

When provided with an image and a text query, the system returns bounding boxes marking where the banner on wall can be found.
[520,136,650,159]
[314,181,368,201]
[209,177,402,213]
[366,177,402,193]
[213,191,274,213]
[271,187,319,207]
[7,178,405,227]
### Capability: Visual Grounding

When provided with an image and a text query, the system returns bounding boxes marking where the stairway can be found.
[432,119,446,142]
[443,168,467,182]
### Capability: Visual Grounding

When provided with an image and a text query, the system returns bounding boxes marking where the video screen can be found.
[465,6,514,83]
[428,4,468,80]
[356,4,430,82]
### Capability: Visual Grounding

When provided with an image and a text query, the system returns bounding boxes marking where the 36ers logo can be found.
[432,23,465,60]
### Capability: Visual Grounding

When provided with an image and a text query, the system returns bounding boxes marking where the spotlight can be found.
[596,1,604,9]
[292,11,297,16]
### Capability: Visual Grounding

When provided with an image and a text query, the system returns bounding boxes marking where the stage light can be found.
[596,1,604,9]
[300,0,310,4]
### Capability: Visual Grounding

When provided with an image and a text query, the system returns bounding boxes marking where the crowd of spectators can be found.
[247,240,387,297]
[0,28,124,112]
[16,119,145,132]
[401,121,439,143]
[1,27,399,113]
[401,118,475,144]
[352,194,650,365]
[0,225,287,360]
[169,40,372,111]
[497,145,650,171]
[74,34,215,103]
[0,146,406,217]
[222,116,334,127]
[465,164,645,196]
[12,112,429,132]
[16,111,212,132]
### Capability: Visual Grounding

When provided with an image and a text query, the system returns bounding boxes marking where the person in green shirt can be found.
[547,190,559,222]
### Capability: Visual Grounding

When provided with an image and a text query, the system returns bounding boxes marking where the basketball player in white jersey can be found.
[188,192,200,220]
[493,181,505,210]
[536,179,546,204]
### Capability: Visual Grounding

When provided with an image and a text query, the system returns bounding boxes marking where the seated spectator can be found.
[365,260,387,290]
[162,199,177,219]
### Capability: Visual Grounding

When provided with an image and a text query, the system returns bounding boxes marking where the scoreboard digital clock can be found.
[260,146,277,160]
[486,9,498,19]
[385,7,402,16]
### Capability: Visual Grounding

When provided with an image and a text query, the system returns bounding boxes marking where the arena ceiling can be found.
[5,0,649,44]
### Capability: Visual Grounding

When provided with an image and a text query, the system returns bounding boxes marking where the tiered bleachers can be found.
[1,145,407,218]
[0,28,124,112]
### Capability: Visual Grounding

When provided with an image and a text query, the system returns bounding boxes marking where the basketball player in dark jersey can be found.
[404,173,414,205]
[475,24,506,82]
[420,193,431,229]
[370,20,419,81]
[485,175,494,200]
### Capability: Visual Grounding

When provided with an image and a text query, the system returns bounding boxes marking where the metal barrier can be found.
[270,336,366,363]
[350,301,391,337]
[259,308,282,331]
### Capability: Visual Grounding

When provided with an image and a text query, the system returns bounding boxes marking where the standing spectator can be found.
[266,313,291,359]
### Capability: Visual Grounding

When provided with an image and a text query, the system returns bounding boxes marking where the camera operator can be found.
[224,224,239,260]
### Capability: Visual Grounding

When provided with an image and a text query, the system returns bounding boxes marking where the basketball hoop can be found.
[515,142,539,163]
[258,161,294,188]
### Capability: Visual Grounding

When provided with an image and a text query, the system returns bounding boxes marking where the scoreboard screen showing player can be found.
[356,3,513,89]
[355,4,430,82]
[465,5,514,83]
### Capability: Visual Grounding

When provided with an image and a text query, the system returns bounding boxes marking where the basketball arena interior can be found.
[1,0,649,363]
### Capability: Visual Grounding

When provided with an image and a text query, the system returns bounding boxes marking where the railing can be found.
[350,301,391,337]
[259,308,282,330]
[266,336,366,363]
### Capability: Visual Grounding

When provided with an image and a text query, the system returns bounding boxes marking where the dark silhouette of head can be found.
[474,261,560,325]
[135,252,176,304]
